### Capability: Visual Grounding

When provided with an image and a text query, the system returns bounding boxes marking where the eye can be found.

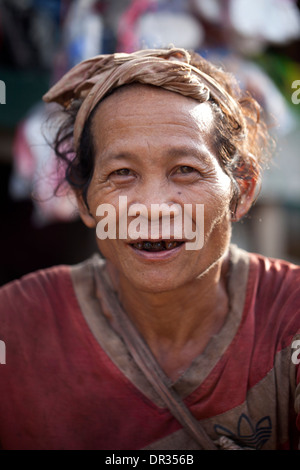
[171,165,202,183]
[112,168,132,176]
[176,166,195,174]
[173,165,199,175]
[108,168,136,184]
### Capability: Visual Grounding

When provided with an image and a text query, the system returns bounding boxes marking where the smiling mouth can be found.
[131,240,184,252]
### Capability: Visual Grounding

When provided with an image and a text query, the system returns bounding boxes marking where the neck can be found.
[106,252,231,380]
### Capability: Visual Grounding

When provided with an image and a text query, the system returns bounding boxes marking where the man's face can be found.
[80,84,233,293]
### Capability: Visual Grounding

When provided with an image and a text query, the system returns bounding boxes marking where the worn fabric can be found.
[42,47,244,149]
[0,245,299,450]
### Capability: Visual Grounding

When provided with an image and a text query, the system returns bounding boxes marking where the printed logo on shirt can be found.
[214,413,272,450]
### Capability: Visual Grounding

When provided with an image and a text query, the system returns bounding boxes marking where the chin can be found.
[124,270,187,294]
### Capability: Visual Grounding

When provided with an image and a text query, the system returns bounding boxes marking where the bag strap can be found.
[93,265,218,450]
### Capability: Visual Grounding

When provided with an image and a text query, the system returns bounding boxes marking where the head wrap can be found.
[43,48,244,149]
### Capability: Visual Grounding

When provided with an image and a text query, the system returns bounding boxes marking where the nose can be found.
[126,179,183,240]
[129,179,180,220]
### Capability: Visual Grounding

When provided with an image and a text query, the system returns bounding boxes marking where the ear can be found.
[75,192,96,228]
[231,176,259,222]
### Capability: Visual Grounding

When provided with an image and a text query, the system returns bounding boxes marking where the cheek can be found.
[200,177,233,237]
[194,173,232,218]
[210,169,232,206]
[86,181,122,232]
[95,238,117,260]
[208,186,232,218]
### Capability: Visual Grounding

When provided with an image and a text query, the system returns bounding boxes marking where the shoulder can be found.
[0,256,101,329]
[248,250,300,318]
[249,250,300,290]
[231,244,300,346]
[0,254,104,319]
[231,246,300,406]
[245,249,300,358]
[0,256,103,364]
[231,244,300,309]
[0,263,73,313]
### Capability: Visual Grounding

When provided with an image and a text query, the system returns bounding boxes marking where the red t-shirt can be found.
[0,246,299,450]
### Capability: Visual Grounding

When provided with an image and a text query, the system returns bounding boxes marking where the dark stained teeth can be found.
[132,240,182,251]
[166,241,177,250]
[144,241,153,251]
[152,242,164,251]
[144,241,164,251]
[135,242,143,250]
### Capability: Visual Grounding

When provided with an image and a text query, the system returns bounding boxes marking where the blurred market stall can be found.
[0,0,299,284]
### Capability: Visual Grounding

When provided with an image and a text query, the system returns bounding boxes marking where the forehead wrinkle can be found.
[165,145,214,167]
[93,103,214,138]
[94,82,212,120]
[91,85,216,163]
[97,151,139,166]
[95,141,216,172]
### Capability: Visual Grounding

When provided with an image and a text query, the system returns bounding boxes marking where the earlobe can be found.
[231,177,259,222]
[75,193,96,228]
[232,197,250,222]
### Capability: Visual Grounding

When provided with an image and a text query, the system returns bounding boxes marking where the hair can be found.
[50,51,272,215]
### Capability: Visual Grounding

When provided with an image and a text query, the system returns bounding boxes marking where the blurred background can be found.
[0,0,299,286]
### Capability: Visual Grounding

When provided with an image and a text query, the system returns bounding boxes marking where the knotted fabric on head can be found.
[43,47,244,150]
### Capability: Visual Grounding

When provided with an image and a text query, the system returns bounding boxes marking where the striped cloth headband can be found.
[43,47,245,150]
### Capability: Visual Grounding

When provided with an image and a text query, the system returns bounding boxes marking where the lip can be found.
[128,241,186,261]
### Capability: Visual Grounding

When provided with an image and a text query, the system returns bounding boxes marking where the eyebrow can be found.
[165,145,213,165]
[98,151,138,165]
[99,144,214,167]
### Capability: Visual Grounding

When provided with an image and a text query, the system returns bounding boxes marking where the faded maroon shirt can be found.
[0,245,299,450]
